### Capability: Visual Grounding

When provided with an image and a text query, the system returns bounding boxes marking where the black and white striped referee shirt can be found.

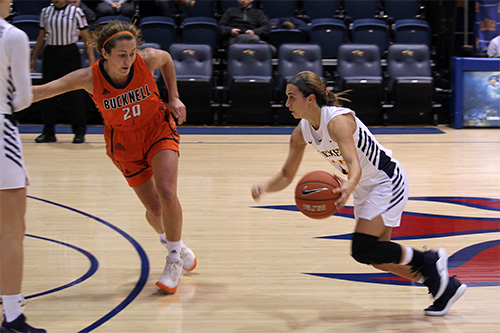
[39,4,88,46]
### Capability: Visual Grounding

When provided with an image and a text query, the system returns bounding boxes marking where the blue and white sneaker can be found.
[424,276,467,316]
[419,248,449,300]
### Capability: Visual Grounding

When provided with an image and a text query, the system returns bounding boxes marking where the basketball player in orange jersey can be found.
[251,71,466,316]
[32,21,196,294]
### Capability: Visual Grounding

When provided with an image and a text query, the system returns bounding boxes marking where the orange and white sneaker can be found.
[156,257,183,294]
[181,244,197,272]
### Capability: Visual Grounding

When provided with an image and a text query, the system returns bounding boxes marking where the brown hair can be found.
[89,21,144,55]
[290,71,349,107]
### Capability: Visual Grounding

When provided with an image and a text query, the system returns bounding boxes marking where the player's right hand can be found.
[251,184,266,201]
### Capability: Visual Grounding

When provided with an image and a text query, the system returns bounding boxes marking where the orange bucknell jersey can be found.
[91,53,161,129]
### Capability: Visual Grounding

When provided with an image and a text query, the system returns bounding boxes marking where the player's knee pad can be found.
[351,232,379,265]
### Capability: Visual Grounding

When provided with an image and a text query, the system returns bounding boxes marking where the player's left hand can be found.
[169,98,186,125]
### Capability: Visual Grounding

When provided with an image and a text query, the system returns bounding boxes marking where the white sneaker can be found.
[156,257,183,294]
[181,244,197,272]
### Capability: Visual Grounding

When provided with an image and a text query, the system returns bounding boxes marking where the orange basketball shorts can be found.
[103,104,180,187]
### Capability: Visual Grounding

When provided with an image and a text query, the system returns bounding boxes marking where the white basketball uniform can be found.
[0,17,33,190]
[300,106,409,227]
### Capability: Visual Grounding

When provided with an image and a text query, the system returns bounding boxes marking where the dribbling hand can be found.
[251,184,266,201]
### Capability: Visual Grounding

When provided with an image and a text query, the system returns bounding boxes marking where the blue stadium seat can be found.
[393,19,431,46]
[220,0,238,13]
[138,16,176,51]
[277,44,322,124]
[181,17,218,54]
[260,0,298,19]
[384,0,421,21]
[267,18,308,50]
[337,44,384,125]
[29,41,43,82]
[182,0,215,18]
[11,14,40,41]
[343,0,380,21]
[351,18,390,58]
[225,43,273,124]
[303,0,340,19]
[170,44,214,124]
[96,15,131,27]
[13,0,50,15]
[387,44,434,124]
[309,18,347,58]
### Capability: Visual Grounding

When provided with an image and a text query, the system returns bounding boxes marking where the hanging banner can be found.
[475,0,500,54]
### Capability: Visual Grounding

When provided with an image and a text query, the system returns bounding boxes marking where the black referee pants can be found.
[41,44,86,136]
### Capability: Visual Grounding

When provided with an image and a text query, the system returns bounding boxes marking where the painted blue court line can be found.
[18,125,445,135]
[0,234,98,304]
[28,196,150,333]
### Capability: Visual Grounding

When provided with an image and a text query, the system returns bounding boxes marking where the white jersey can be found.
[300,106,409,226]
[0,18,31,189]
[0,17,32,115]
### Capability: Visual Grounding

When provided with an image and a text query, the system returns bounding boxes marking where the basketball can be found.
[295,171,341,219]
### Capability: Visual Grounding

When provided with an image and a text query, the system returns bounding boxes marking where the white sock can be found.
[159,233,167,247]
[167,240,182,260]
[2,294,23,323]
[400,246,414,265]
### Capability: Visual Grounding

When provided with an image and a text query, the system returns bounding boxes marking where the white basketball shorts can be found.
[0,114,29,190]
[352,162,409,228]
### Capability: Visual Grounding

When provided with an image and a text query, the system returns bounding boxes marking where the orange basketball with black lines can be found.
[295,171,341,219]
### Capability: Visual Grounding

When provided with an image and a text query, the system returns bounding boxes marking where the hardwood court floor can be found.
[16,125,500,332]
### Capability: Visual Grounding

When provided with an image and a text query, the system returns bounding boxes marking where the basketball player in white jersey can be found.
[251,71,466,316]
[0,0,46,331]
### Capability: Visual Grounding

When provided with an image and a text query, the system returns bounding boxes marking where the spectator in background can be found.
[95,0,135,18]
[487,34,500,57]
[30,0,94,143]
[69,0,97,31]
[218,0,275,55]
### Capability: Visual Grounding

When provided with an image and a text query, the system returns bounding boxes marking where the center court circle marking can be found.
[28,196,150,333]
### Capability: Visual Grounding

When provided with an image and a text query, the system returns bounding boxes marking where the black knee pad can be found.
[351,232,403,265]
[351,232,379,265]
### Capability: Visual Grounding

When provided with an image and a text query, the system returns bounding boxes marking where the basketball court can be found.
[14,125,500,332]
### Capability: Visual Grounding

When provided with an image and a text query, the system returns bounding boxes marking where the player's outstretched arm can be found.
[251,125,307,200]
[32,67,93,103]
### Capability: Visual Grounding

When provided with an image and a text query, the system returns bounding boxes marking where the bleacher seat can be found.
[96,15,131,27]
[268,18,308,50]
[351,18,390,58]
[309,18,347,58]
[277,44,322,124]
[394,19,431,46]
[303,0,340,20]
[181,17,218,54]
[260,0,298,19]
[139,16,176,51]
[13,0,50,15]
[224,43,273,124]
[384,0,421,21]
[29,41,43,82]
[169,43,214,124]
[220,0,238,13]
[337,44,384,125]
[387,44,434,124]
[11,14,40,41]
[182,0,215,18]
[343,0,380,21]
